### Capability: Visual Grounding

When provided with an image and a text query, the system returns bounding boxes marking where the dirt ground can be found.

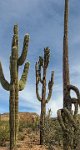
[0,128,62,150]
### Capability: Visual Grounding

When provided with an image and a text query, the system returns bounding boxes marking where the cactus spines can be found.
[35,47,54,145]
[0,25,30,150]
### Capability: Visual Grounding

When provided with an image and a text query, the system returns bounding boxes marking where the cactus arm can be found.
[38,56,43,83]
[44,47,50,68]
[36,81,42,102]
[74,103,78,115]
[67,84,80,106]
[69,97,79,105]
[57,109,68,132]
[19,62,30,91]
[46,71,54,103]
[63,108,77,129]
[69,97,78,115]
[18,34,29,66]
[35,62,42,102]
[12,25,18,48]
[0,62,11,91]
[57,108,77,131]
[39,72,43,84]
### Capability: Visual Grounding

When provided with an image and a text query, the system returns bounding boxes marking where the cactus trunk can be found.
[40,101,46,145]
[40,64,46,144]
[15,78,19,142]
[15,66,19,142]
[9,84,15,150]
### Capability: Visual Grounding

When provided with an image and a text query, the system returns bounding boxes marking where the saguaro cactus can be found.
[0,25,30,150]
[35,47,54,145]
[57,0,80,149]
[63,0,80,112]
[57,108,80,150]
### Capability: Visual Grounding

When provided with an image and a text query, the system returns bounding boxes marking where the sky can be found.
[0,0,80,117]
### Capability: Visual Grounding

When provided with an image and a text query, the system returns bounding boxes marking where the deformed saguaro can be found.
[63,0,80,112]
[0,25,30,150]
[57,0,80,149]
[35,47,54,145]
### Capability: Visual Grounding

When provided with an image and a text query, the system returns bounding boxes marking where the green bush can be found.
[0,121,9,146]
[19,121,33,132]
[19,117,39,132]
[44,110,63,149]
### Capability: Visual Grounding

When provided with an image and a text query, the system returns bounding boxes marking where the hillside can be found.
[0,112,39,122]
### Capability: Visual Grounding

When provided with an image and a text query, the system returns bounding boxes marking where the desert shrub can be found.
[0,121,9,146]
[18,132,25,141]
[19,117,39,132]
[44,110,63,149]
[19,121,34,132]
[19,121,27,132]
[44,112,80,150]
[30,117,40,131]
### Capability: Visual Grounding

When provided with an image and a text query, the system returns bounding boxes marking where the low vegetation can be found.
[0,121,9,146]
[0,112,63,150]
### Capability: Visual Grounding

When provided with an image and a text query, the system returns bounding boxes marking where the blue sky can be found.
[0,0,80,116]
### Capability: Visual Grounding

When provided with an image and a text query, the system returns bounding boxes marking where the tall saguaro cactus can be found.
[57,0,80,149]
[0,25,30,150]
[35,47,54,145]
[63,0,80,113]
